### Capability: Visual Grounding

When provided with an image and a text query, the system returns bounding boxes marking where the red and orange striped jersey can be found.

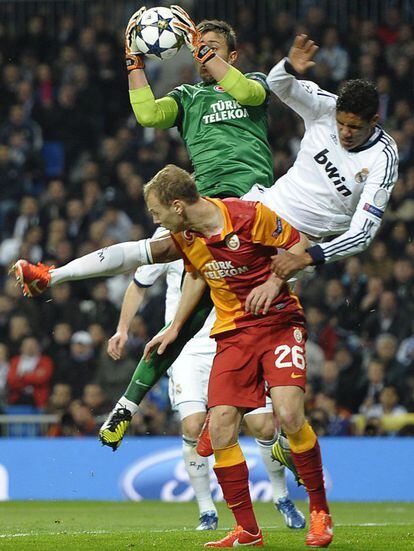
[172,198,305,336]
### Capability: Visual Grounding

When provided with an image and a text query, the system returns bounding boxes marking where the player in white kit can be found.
[244,34,398,277]
[107,244,305,530]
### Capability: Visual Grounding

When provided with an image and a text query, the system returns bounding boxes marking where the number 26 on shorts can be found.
[274,344,306,370]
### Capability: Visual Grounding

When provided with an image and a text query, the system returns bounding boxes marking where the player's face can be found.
[336,111,379,150]
[146,192,185,233]
[197,31,237,84]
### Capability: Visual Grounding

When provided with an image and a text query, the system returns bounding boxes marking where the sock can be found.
[182,437,216,516]
[213,443,259,534]
[114,397,139,416]
[124,289,213,404]
[286,421,329,513]
[255,437,288,501]
[50,241,152,285]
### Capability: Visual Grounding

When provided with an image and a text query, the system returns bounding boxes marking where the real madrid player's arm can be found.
[271,163,398,280]
[265,34,336,121]
[144,271,207,359]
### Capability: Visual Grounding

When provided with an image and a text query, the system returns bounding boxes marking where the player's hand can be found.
[270,251,312,280]
[143,325,179,360]
[288,34,318,74]
[245,275,284,315]
[170,5,215,64]
[107,330,128,361]
[125,6,146,71]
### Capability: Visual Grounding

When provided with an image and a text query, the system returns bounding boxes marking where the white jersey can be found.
[245,58,398,264]
[134,261,216,356]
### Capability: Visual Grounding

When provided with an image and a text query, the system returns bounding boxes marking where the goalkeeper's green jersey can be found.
[168,72,273,198]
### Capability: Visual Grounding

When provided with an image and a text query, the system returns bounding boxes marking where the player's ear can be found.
[228,50,237,65]
[370,114,380,127]
[172,199,184,214]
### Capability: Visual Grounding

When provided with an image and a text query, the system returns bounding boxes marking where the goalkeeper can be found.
[107,9,274,435]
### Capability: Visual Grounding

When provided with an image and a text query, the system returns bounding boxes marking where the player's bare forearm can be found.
[271,233,312,279]
[117,281,145,333]
[245,273,283,315]
[149,235,181,263]
[170,271,207,331]
[108,281,146,360]
[204,55,232,83]
[143,271,207,359]
[128,69,149,90]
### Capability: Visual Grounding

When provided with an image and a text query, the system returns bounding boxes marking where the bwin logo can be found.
[314,149,351,197]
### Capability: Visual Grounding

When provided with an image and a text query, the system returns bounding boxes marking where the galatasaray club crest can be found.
[226,233,240,250]
[182,230,195,243]
[294,328,303,343]
[214,85,225,92]
[355,168,369,183]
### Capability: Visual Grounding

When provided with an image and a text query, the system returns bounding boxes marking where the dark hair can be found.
[197,19,237,51]
[336,79,379,121]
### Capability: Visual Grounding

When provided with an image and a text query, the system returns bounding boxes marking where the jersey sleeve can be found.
[170,233,196,273]
[307,144,399,264]
[134,263,168,287]
[217,66,268,106]
[129,86,179,129]
[266,58,336,123]
[250,202,300,249]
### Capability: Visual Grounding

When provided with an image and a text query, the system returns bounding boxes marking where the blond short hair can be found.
[144,164,200,206]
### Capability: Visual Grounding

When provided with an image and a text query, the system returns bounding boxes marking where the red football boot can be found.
[204,525,264,547]
[306,510,333,547]
[197,410,213,457]
[12,259,53,297]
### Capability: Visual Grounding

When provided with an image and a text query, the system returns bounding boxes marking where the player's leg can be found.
[244,406,305,529]
[205,331,264,547]
[263,325,332,548]
[171,350,218,530]
[180,409,218,530]
[12,241,152,297]
[100,289,213,449]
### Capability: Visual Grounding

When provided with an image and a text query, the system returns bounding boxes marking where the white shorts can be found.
[244,395,273,416]
[168,349,215,412]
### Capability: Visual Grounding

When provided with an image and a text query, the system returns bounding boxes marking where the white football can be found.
[134,6,183,61]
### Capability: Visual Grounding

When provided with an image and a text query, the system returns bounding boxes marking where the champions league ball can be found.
[134,6,183,61]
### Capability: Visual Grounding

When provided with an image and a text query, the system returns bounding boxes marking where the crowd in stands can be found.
[0,2,413,439]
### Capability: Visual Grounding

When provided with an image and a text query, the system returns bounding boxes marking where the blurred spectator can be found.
[7,336,54,409]
[306,306,338,359]
[53,331,96,398]
[362,291,412,343]
[365,386,407,419]
[82,383,111,416]
[316,26,349,82]
[46,383,72,414]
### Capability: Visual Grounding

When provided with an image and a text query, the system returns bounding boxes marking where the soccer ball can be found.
[134,6,183,61]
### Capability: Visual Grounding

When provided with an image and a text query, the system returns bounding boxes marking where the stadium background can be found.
[0,0,413,502]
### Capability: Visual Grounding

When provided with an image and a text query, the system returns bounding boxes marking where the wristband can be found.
[194,44,216,65]
[126,54,145,72]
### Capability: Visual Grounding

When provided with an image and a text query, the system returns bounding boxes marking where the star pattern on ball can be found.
[150,11,175,34]
[149,38,168,59]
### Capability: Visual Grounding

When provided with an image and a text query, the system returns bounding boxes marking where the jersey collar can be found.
[348,126,384,153]
[196,197,234,244]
